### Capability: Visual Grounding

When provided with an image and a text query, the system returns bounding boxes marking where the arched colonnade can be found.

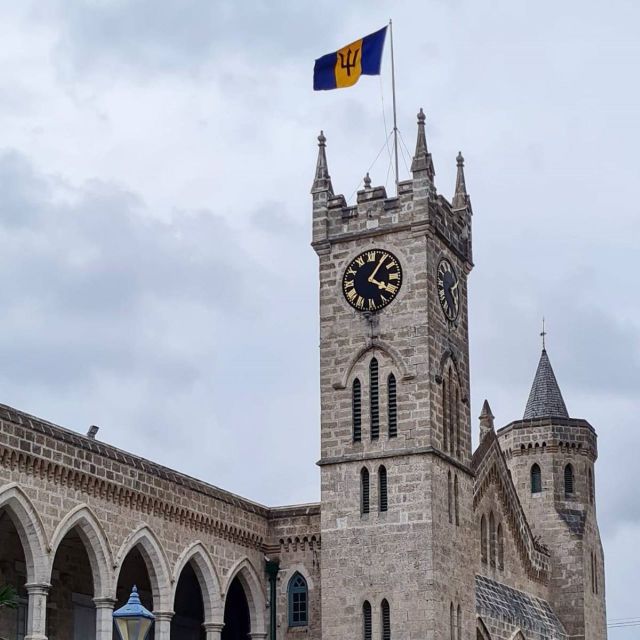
[0,483,267,640]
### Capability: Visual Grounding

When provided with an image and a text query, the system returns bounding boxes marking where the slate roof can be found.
[476,575,567,639]
[523,349,569,419]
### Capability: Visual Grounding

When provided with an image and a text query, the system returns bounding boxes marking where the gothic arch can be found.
[476,616,492,640]
[172,541,223,623]
[508,631,526,640]
[438,351,462,385]
[49,504,113,597]
[278,563,315,595]
[0,483,48,583]
[114,524,172,612]
[333,339,415,390]
[223,557,267,635]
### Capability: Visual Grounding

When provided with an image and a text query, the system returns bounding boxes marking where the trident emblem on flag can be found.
[338,47,360,77]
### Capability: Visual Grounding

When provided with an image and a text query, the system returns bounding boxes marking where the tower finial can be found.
[541,317,547,351]
[452,151,470,209]
[479,399,495,440]
[311,130,334,194]
[410,108,435,182]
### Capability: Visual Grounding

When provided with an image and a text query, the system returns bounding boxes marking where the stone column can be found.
[249,634,268,640]
[25,582,50,640]
[153,611,174,640]
[203,622,224,640]
[93,596,116,639]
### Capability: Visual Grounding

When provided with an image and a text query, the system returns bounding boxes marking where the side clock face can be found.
[342,249,403,312]
[437,258,460,321]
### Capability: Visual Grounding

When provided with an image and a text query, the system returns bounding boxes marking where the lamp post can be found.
[113,586,155,640]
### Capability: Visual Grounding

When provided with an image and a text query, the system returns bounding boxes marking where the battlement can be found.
[311,111,473,266]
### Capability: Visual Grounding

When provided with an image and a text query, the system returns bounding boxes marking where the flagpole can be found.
[389,19,399,196]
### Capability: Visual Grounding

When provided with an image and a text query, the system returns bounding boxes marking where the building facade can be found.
[0,113,606,640]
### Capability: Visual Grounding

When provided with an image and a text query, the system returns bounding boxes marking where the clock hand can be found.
[368,255,386,284]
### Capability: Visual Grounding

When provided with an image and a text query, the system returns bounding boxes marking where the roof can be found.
[523,349,569,419]
[476,575,567,639]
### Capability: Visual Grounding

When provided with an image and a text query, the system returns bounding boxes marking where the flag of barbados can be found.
[313,26,387,91]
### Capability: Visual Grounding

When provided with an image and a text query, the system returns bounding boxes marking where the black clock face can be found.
[437,258,460,322]
[342,249,403,312]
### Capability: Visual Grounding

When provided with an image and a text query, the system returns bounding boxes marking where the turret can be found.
[497,339,607,640]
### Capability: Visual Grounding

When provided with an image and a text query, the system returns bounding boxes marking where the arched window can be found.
[531,463,542,494]
[361,468,370,515]
[381,599,391,640]
[288,572,308,627]
[456,604,462,640]
[455,387,461,459]
[443,378,449,454]
[448,471,453,524]
[378,466,388,512]
[564,464,574,497]
[450,603,455,640]
[370,358,380,440]
[454,475,460,526]
[480,515,487,564]
[448,369,455,455]
[489,512,496,567]
[588,467,594,504]
[497,523,504,570]
[388,374,397,438]
[363,601,372,640]
[353,378,362,442]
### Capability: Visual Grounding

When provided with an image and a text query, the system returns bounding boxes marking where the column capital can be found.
[153,610,175,622]
[93,596,116,609]
[203,622,224,631]
[24,582,51,595]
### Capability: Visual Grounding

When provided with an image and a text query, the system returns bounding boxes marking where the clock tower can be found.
[313,110,477,640]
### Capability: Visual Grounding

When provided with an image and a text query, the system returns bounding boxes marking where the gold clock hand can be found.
[368,255,386,284]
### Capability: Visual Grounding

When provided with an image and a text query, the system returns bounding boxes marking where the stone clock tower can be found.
[312,111,476,640]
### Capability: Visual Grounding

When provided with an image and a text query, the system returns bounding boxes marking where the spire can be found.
[452,151,469,209]
[479,399,495,440]
[410,108,435,182]
[523,347,569,420]
[311,130,333,194]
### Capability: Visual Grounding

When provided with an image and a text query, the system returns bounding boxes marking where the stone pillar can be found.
[25,582,50,640]
[203,622,224,640]
[249,634,268,640]
[93,596,116,639]
[153,611,174,640]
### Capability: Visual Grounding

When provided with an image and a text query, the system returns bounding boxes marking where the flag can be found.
[313,26,387,91]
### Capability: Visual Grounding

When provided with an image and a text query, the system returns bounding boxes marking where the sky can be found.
[0,0,639,633]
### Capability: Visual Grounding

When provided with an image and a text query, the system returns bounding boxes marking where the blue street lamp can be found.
[113,586,155,640]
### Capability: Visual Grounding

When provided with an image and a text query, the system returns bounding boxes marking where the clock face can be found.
[342,249,403,312]
[437,258,460,322]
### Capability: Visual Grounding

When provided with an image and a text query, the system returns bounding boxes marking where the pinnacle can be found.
[479,399,495,438]
[452,150,469,209]
[410,107,435,182]
[311,129,333,194]
[523,348,569,419]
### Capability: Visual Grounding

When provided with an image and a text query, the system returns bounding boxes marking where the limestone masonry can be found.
[0,112,606,640]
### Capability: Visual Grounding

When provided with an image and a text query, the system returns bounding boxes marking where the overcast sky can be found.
[1,0,639,633]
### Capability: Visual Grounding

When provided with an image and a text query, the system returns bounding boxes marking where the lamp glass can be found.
[115,616,153,640]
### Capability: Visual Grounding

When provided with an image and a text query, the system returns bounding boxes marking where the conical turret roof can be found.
[523,349,569,419]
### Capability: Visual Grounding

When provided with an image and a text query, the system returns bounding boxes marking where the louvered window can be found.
[388,373,397,438]
[361,468,370,515]
[363,601,372,640]
[448,369,454,455]
[497,524,504,570]
[353,378,362,442]
[531,464,542,494]
[456,604,461,640]
[564,464,574,496]
[447,471,453,524]
[381,599,391,640]
[454,474,459,526]
[450,603,455,640]
[288,572,308,627]
[480,515,487,564]
[443,378,448,451]
[378,466,388,512]
[489,512,496,567]
[455,387,460,458]
[370,358,379,439]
